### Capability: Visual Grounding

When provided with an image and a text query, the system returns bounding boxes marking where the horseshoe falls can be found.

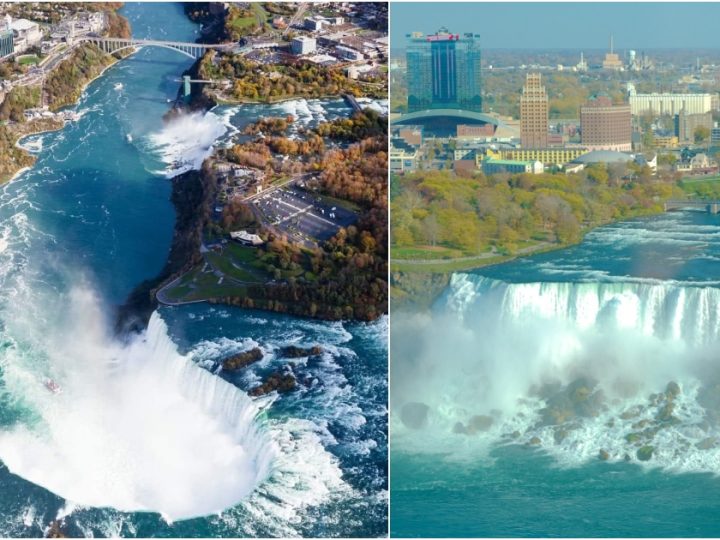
[0,3,386,537]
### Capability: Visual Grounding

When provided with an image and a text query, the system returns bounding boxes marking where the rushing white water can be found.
[0,286,275,522]
[392,274,720,471]
[356,98,389,115]
[0,4,386,534]
[144,111,227,176]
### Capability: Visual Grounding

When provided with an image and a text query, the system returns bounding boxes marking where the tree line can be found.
[392,166,681,255]
[199,51,386,103]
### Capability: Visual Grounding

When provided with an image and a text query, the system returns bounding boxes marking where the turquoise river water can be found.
[0,3,387,537]
[392,211,720,537]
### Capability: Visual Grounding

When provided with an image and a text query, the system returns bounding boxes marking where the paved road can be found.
[156,245,264,306]
[13,43,81,89]
[395,242,551,266]
[242,172,314,202]
[155,274,208,306]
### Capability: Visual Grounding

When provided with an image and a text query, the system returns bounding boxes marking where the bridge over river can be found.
[664,200,720,214]
[79,36,234,59]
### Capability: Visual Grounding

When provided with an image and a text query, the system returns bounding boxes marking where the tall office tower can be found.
[520,73,549,149]
[675,109,713,143]
[580,95,632,151]
[0,15,14,58]
[0,28,12,58]
[406,28,482,112]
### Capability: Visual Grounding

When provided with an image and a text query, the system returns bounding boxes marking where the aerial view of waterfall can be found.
[0,2,388,537]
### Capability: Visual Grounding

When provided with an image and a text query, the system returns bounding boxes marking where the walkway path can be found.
[395,242,551,266]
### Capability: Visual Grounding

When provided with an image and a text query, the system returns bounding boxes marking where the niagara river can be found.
[391,210,720,537]
[0,3,387,537]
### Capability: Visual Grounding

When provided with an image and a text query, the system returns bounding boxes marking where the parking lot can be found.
[254,186,357,244]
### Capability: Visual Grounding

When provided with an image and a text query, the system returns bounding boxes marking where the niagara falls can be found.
[0,2,387,537]
[392,210,720,537]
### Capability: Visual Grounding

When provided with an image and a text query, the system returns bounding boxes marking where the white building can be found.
[5,15,42,53]
[576,51,588,72]
[627,85,712,116]
[303,17,326,32]
[303,15,343,32]
[335,45,363,61]
[66,12,105,37]
[251,40,279,50]
[482,159,544,176]
[230,230,264,246]
[291,36,316,56]
[389,149,418,173]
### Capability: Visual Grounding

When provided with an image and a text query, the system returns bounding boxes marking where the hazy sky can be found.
[391,3,720,50]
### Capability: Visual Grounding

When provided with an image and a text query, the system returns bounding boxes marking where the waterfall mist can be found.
[392,274,720,469]
[0,282,275,522]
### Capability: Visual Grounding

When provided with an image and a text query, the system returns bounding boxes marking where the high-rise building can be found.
[0,29,12,58]
[406,28,482,113]
[711,127,720,145]
[675,109,714,143]
[580,95,632,151]
[1,14,14,58]
[291,36,316,56]
[520,73,548,149]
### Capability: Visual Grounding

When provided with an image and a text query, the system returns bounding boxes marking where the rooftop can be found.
[571,150,634,164]
[11,19,38,31]
[485,158,537,166]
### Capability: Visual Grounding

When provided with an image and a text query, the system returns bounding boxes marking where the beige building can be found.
[457,124,494,139]
[654,135,679,149]
[602,35,623,71]
[675,109,713,143]
[628,85,713,116]
[4,15,42,53]
[581,96,632,152]
[491,147,590,166]
[390,148,418,173]
[520,73,548,149]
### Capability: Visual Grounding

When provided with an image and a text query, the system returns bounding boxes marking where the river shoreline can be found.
[115,166,211,335]
[391,206,670,312]
[5,166,31,185]
[1,118,63,185]
[2,44,128,186]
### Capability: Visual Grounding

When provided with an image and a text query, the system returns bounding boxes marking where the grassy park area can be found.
[679,176,720,199]
[160,244,267,303]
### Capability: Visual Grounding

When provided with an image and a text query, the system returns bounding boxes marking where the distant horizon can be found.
[391,3,720,50]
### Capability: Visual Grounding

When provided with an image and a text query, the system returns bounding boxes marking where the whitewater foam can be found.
[393,274,720,473]
[145,111,226,177]
[0,289,275,522]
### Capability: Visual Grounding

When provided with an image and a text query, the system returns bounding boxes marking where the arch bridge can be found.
[79,36,233,60]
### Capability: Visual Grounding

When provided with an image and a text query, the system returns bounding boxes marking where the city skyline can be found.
[391,3,720,50]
